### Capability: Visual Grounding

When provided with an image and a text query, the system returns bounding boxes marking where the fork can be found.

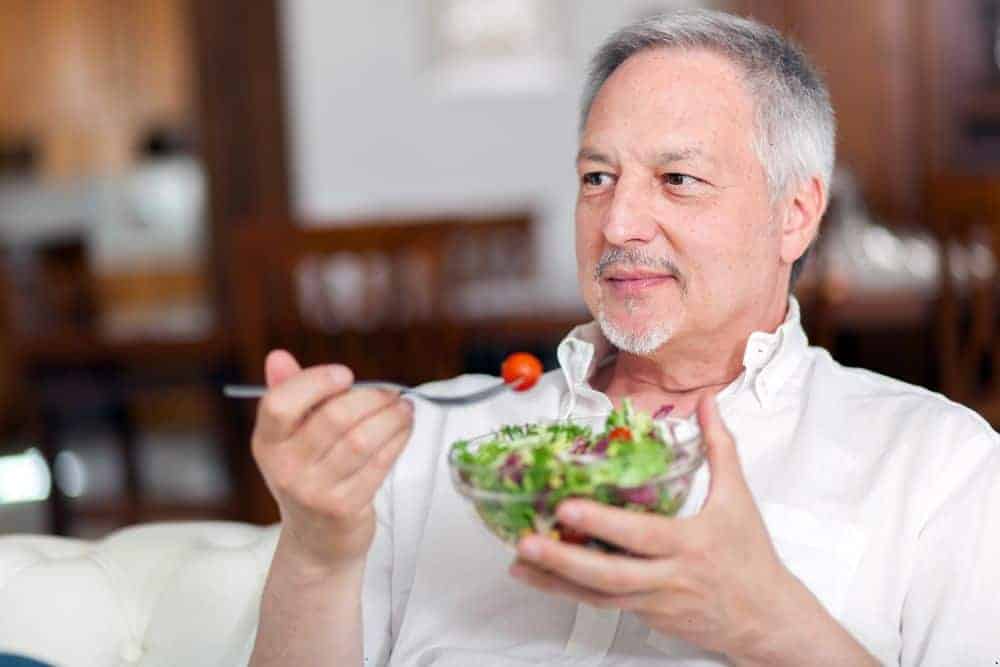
[222,379,511,406]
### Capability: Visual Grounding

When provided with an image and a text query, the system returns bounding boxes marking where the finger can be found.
[295,387,402,463]
[314,396,414,478]
[324,419,412,515]
[255,363,355,443]
[515,532,670,595]
[554,500,684,557]
[509,560,661,613]
[695,394,746,501]
[265,349,301,388]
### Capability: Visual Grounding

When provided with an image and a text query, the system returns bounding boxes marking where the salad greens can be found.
[450,399,697,547]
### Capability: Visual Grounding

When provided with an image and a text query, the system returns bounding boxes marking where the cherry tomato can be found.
[501,352,543,391]
[555,523,589,545]
[608,426,632,442]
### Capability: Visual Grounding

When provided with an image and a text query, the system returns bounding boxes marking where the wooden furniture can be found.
[793,189,937,353]
[228,213,535,523]
[926,173,1000,426]
[793,255,939,390]
[796,282,937,355]
[0,236,243,535]
[190,0,292,342]
[0,0,196,178]
[0,0,294,534]
[230,214,534,381]
[916,0,1000,175]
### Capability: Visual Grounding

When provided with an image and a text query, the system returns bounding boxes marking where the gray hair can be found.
[581,9,835,285]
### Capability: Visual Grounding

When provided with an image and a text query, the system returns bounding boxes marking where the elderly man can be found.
[248,9,999,666]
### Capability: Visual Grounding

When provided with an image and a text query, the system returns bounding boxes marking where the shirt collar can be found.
[556,296,808,413]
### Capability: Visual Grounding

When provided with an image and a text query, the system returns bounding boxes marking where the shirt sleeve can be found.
[362,468,395,666]
[900,432,1000,665]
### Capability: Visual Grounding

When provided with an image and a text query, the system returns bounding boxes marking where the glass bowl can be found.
[448,414,703,552]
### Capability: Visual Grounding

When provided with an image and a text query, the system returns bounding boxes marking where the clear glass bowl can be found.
[448,415,703,552]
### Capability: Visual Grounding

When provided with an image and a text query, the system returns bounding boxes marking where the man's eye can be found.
[663,173,697,186]
[582,172,612,187]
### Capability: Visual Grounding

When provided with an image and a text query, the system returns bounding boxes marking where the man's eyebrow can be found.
[576,147,713,166]
[576,148,613,164]
[654,148,707,165]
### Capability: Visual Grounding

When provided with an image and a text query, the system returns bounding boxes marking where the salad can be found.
[449,399,702,550]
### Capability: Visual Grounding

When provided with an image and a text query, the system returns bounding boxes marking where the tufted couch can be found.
[0,522,280,666]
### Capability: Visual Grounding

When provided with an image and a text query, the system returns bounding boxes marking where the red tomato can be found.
[555,523,589,545]
[501,352,543,391]
[608,426,632,442]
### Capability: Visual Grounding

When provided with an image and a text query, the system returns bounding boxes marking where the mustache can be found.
[593,247,683,285]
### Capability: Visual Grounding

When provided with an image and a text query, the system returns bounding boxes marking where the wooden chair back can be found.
[0,235,96,426]
[228,213,534,387]
[926,173,1000,423]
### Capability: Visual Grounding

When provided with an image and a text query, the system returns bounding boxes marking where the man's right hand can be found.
[251,349,414,572]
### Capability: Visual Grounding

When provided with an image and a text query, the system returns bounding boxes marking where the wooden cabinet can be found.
[0,0,292,534]
[0,0,196,178]
[918,0,1000,174]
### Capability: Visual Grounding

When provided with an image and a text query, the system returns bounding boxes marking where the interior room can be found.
[0,0,996,536]
[0,1,998,662]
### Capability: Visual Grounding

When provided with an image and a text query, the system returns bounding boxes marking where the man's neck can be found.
[590,300,789,417]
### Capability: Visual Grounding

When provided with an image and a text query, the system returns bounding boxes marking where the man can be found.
[248,10,999,666]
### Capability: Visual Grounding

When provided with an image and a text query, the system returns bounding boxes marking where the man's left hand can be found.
[510,395,863,665]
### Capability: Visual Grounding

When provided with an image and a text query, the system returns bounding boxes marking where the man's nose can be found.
[602,178,658,246]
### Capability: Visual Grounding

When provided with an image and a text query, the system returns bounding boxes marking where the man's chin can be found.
[596,316,674,356]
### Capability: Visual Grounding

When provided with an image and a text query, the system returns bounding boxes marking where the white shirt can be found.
[362,298,1000,666]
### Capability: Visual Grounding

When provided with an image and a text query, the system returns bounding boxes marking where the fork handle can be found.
[223,380,408,399]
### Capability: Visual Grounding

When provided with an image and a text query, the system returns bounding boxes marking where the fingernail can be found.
[329,365,352,385]
[558,503,582,523]
[519,537,542,559]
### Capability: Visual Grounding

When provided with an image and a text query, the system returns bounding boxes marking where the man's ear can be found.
[779,175,826,265]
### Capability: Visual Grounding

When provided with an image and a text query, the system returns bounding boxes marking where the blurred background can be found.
[0,0,997,537]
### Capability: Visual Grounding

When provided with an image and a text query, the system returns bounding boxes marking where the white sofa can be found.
[0,522,280,666]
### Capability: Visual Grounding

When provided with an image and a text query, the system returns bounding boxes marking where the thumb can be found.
[696,393,747,501]
[265,349,302,388]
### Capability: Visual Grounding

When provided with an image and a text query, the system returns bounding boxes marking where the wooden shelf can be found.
[17,332,229,368]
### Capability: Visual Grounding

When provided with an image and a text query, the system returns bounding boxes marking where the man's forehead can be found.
[587,48,752,118]
[604,47,748,96]
[580,49,755,163]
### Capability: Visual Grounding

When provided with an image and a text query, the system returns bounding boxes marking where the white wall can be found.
[279,0,714,297]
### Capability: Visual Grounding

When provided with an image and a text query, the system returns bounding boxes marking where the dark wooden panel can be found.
[189,0,292,333]
[188,0,292,526]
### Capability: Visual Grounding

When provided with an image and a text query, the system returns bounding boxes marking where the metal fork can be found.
[222,379,511,406]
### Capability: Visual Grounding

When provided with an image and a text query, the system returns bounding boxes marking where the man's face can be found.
[576,48,783,354]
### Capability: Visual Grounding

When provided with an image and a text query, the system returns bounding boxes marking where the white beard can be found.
[596,300,675,355]
[589,246,683,355]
